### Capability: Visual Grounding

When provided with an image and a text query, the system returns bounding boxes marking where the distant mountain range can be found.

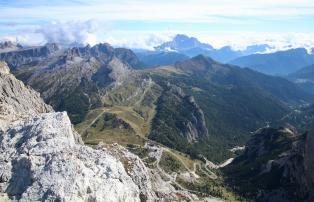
[230,48,314,76]
[287,64,314,94]
[134,34,271,67]
[154,34,271,62]
[134,35,314,77]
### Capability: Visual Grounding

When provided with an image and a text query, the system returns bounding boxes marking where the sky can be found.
[0,0,314,50]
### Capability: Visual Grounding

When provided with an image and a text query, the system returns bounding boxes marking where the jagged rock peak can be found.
[0,43,60,69]
[91,43,115,55]
[62,43,116,63]
[0,41,23,54]
[0,41,22,50]
[0,41,14,48]
[44,43,60,52]
[155,34,214,51]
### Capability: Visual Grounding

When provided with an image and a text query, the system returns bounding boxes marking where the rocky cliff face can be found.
[169,89,209,142]
[154,83,208,143]
[224,124,314,202]
[0,61,52,124]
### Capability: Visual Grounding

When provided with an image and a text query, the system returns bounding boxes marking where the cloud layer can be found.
[0,0,314,50]
[36,20,100,46]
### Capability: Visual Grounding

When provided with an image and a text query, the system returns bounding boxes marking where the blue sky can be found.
[0,0,314,49]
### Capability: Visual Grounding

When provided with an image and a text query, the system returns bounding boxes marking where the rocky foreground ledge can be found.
[0,112,153,201]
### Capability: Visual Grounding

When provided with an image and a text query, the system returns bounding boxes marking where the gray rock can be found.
[0,43,60,69]
[0,61,52,124]
[0,112,143,201]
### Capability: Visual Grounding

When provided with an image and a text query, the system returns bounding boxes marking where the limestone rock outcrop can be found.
[0,61,52,124]
[0,112,151,201]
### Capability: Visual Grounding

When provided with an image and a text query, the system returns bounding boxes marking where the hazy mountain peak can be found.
[152,34,275,63]
[0,41,23,53]
[155,34,213,52]
[173,34,198,44]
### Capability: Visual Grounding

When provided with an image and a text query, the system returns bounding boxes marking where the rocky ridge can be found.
[4,43,139,124]
[0,43,60,69]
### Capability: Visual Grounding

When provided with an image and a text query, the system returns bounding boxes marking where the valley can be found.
[1,36,314,201]
[2,42,313,164]
[1,0,314,201]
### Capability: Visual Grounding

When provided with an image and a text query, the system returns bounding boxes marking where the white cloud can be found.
[3,27,314,52]
[1,0,314,51]
[181,31,314,52]
[1,20,104,46]
[104,32,173,50]
[35,20,102,46]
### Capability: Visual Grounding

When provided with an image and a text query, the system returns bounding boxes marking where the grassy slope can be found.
[75,77,162,146]
[76,110,145,146]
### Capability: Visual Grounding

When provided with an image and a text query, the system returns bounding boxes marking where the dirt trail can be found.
[81,109,108,134]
